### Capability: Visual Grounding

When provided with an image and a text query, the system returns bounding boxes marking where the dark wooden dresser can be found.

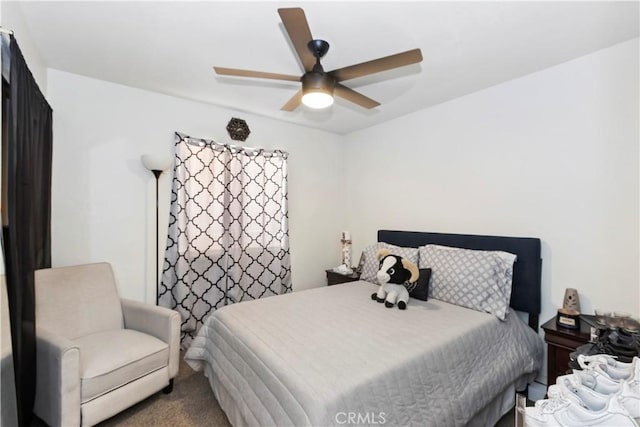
[325,269,360,286]
[542,316,592,386]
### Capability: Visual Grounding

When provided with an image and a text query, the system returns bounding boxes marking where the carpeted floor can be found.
[495,408,515,427]
[33,355,516,426]
[32,355,231,427]
[97,357,231,427]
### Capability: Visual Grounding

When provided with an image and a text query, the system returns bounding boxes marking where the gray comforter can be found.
[185,281,543,426]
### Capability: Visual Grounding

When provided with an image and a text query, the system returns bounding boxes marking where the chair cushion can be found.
[75,329,169,403]
[35,263,124,339]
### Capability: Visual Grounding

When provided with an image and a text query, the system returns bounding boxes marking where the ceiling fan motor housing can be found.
[302,72,336,95]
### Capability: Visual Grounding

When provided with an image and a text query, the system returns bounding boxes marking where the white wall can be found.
[345,39,639,333]
[16,16,639,386]
[46,69,345,302]
[0,1,47,91]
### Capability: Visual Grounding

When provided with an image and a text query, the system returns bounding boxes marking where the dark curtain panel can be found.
[2,35,53,427]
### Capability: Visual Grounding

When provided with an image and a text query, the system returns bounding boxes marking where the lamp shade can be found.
[141,154,172,172]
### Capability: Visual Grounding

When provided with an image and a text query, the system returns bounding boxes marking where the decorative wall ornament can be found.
[226,117,251,141]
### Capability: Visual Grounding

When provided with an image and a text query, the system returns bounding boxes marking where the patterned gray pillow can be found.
[359,243,419,284]
[418,244,517,320]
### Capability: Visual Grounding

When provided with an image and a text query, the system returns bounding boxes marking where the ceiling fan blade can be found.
[278,8,316,72]
[214,67,300,82]
[334,84,380,109]
[281,89,303,111]
[329,48,423,82]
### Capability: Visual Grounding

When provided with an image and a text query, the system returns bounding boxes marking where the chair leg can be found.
[163,379,174,394]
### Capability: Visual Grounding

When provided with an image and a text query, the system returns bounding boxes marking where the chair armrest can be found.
[34,328,81,427]
[120,298,180,378]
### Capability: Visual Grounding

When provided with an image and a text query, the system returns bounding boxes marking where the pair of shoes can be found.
[548,370,619,399]
[605,329,640,362]
[524,394,637,426]
[559,354,638,397]
[577,354,639,382]
[547,371,640,420]
[524,355,640,426]
[571,329,640,364]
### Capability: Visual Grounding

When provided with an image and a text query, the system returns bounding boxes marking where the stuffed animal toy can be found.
[370,249,419,309]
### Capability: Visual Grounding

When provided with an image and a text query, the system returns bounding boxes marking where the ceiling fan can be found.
[213,7,423,111]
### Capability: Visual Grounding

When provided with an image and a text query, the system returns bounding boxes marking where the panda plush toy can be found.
[370,249,419,309]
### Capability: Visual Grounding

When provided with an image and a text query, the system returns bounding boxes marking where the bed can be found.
[184,230,545,427]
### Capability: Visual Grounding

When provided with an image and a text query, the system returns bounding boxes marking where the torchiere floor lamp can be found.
[141,154,172,305]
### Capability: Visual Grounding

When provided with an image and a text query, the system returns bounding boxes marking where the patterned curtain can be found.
[161,132,292,348]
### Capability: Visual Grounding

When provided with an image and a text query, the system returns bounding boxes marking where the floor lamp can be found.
[141,154,172,305]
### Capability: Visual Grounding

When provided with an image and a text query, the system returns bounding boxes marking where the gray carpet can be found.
[33,355,515,426]
[97,357,231,427]
[32,355,231,427]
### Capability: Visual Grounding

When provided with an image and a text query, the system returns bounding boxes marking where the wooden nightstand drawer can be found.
[542,316,593,386]
[326,269,360,286]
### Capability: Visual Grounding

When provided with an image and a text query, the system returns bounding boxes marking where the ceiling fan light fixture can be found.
[302,91,334,109]
[301,72,335,109]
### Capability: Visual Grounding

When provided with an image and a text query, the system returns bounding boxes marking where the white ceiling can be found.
[15,1,640,135]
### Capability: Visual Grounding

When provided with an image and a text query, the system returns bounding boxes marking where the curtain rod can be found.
[186,136,253,152]
[177,131,258,153]
[0,27,14,35]
[185,136,289,158]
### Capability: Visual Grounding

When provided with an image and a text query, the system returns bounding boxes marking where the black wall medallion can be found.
[226,117,251,141]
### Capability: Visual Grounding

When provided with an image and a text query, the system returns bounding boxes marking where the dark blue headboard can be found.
[378,230,542,330]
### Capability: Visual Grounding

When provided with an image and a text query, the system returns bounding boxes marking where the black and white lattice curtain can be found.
[161,132,292,348]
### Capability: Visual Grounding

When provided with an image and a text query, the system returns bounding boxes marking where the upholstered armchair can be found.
[33,263,180,427]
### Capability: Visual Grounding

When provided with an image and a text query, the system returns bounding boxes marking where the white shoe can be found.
[525,395,638,427]
[548,370,620,398]
[578,355,639,382]
[547,374,640,421]
[618,379,640,422]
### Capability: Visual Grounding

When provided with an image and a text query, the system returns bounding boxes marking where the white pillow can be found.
[359,243,419,284]
[418,244,516,320]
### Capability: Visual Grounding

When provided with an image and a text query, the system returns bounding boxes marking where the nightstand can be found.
[542,316,593,386]
[325,269,360,286]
